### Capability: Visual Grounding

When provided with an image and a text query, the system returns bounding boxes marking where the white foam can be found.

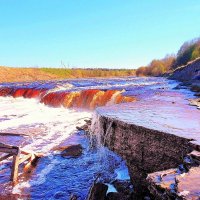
[46,83,74,93]
[0,97,91,154]
[106,91,122,106]
[0,96,91,194]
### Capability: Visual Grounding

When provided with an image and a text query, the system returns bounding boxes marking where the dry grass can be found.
[0,66,136,83]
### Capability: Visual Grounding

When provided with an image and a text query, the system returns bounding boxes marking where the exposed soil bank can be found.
[169,58,200,111]
[170,58,200,82]
[170,57,200,107]
[91,90,200,198]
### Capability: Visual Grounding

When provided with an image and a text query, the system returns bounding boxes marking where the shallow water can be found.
[0,77,196,199]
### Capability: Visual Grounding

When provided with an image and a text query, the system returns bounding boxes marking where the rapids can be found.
[0,77,190,199]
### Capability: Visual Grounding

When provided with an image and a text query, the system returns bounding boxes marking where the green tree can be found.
[173,37,200,68]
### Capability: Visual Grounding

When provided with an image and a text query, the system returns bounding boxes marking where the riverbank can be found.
[169,57,200,109]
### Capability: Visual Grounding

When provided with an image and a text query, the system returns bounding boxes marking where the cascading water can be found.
[0,77,172,199]
[0,87,136,110]
[0,97,129,199]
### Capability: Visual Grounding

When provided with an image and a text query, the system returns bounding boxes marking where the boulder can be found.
[53,144,83,158]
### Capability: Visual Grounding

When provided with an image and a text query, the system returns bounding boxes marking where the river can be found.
[0,77,196,199]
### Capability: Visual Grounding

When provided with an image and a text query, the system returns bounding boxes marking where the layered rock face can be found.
[147,165,200,199]
[92,113,193,194]
[91,91,200,197]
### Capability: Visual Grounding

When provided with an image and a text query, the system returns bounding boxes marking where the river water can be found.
[0,77,195,199]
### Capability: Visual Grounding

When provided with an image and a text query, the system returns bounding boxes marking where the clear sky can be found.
[0,0,200,69]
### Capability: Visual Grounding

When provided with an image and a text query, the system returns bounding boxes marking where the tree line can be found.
[136,37,200,76]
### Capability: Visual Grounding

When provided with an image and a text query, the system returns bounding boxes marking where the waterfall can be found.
[0,87,136,110]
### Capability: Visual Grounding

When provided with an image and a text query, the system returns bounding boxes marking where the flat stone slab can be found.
[96,90,200,148]
[147,166,200,199]
[177,167,200,199]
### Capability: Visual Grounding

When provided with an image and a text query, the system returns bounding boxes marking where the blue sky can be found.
[0,0,200,69]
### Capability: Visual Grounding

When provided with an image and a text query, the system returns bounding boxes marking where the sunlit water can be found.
[0,77,196,199]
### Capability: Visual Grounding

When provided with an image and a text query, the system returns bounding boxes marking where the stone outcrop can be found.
[53,144,83,158]
[91,114,194,195]
[147,166,200,200]
[170,57,200,82]
[170,57,200,100]
[147,150,200,199]
[91,94,200,198]
[87,183,108,200]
